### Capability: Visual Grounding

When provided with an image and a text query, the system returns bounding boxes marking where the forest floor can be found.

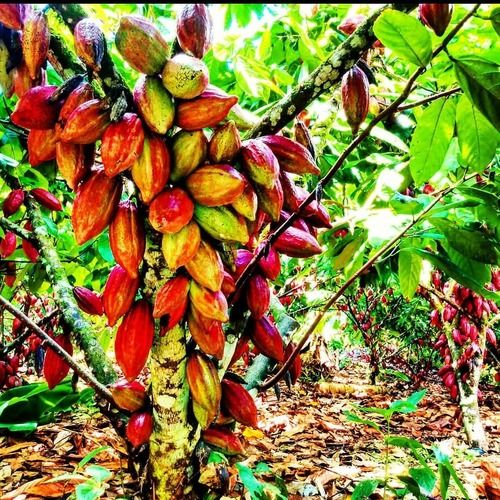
[0,357,498,499]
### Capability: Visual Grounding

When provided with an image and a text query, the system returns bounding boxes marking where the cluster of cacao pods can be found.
[1,4,331,451]
[430,270,499,400]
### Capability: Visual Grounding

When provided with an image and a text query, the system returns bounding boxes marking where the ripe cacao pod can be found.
[260,135,320,175]
[249,315,285,363]
[115,299,154,381]
[110,379,147,412]
[103,265,140,327]
[186,164,245,207]
[60,99,111,144]
[246,272,270,319]
[170,129,208,182]
[175,87,238,130]
[74,19,105,71]
[257,243,281,281]
[149,187,194,234]
[13,60,43,99]
[221,378,258,428]
[22,11,49,80]
[231,175,258,221]
[221,270,236,297]
[72,168,122,245]
[55,142,93,190]
[11,85,59,129]
[131,134,170,204]
[126,411,153,447]
[294,119,315,158]
[419,4,453,36]
[274,226,322,258]
[209,121,241,164]
[133,76,175,135]
[176,4,213,59]
[73,286,104,316]
[185,239,224,292]
[101,113,145,177]
[153,275,190,326]
[0,4,23,30]
[234,248,253,280]
[109,201,145,279]
[57,82,94,129]
[202,426,245,455]
[241,139,280,189]
[229,336,250,368]
[187,304,225,360]
[3,189,24,216]
[189,281,229,322]
[161,221,201,270]
[115,15,169,75]
[341,65,369,136]
[194,204,249,244]
[27,128,57,166]
[0,231,17,258]
[43,333,73,389]
[162,53,209,99]
[22,236,39,263]
[254,178,283,222]
[30,188,62,211]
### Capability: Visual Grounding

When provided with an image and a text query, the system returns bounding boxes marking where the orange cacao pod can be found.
[103,265,139,327]
[341,65,369,136]
[0,4,23,29]
[11,85,59,129]
[3,189,24,216]
[162,53,209,99]
[240,139,280,189]
[131,134,170,204]
[101,113,145,177]
[187,304,225,359]
[74,19,105,71]
[72,168,122,245]
[189,281,229,322]
[274,226,322,258]
[149,187,194,234]
[246,273,270,319]
[55,142,93,190]
[202,426,245,455]
[27,128,58,166]
[161,221,201,270]
[110,379,147,412]
[231,175,258,221]
[221,378,258,428]
[249,315,285,363]
[126,411,153,447]
[170,129,208,182]
[186,164,245,207]
[115,299,154,381]
[209,121,241,164]
[176,4,213,59]
[57,82,94,128]
[221,270,236,297]
[109,200,145,278]
[153,275,190,326]
[73,286,104,316]
[22,11,49,80]
[30,188,62,211]
[43,333,73,389]
[60,99,111,144]
[185,239,224,292]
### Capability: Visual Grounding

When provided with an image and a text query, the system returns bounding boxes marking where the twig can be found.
[397,87,461,112]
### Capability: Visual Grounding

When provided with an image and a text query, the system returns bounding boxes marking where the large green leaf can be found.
[373,10,432,67]
[409,99,456,185]
[444,243,492,285]
[410,467,436,496]
[456,95,498,171]
[452,55,500,131]
[492,7,500,36]
[398,248,422,299]
[352,480,381,500]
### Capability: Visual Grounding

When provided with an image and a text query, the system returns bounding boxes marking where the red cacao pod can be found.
[30,188,62,211]
[185,239,224,292]
[187,304,225,360]
[115,299,154,381]
[3,189,24,216]
[202,426,245,455]
[126,411,153,447]
[161,221,201,270]
[153,275,190,325]
[234,249,253,280]
[419,4,453,36]
[294,119,315,158]
[0,231,17,258]
[109,201,145,279]
[246,273,270,319]
[101,113,145,177]
[55,142,93,190]
[72,168,122,245]
[22,238,39,263]
[149,187,194,234]
[341,65,369,136]
[73,286,104,316]
[274,226,322,258]
[176,4,213,59]
[22,11,49,80]
[249,315,285,363]
[229,336,249,368]
[0,4,23,30]
[103,265,140,327]
[110,379,147,412]
[60,99,111,144]
[27,128,57,166]
[43,333,72,389]
[57,82,94,129]
[74,19,105,71]
[13,60,44,99]
[189,281,229,322]
[221,378,258,428]
[256,243,281,281]
[240,139,280,189]
[221,270,236,297]
[11,85,59,129]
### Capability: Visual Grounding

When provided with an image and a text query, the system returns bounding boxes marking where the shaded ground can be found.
[0,362,498,499]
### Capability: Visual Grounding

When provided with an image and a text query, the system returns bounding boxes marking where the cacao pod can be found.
[231,175,258,222]
[60,99,111,144]
[153,275,190,325]
[126,411,153,447]
[0,4,23,30]
[115,15,169,75]
[162,53,209,99]
[101,113,145,177]
[73,286,104,316]
[256,243,281,281]
[103,265,139,327]
[209,121,241,164]
[202,426,245,455]
[221,378,258,428]
[186,164,245,207]
[11,85,59,129]
[13,60,43,99]
[194,204,249,244]
[248,315,285,363]
[254,178,283,222]
[149,187,194,234]
[109,200,145,278]
[0,231,17,258]
[185,239,224,292]
[161,221,201,270]
[176,4,213,59]
[30,188,62,211]
[274,226,322,258]
[57,82,94,129]
[341,65,369,136]
[115,299,154,381]
[221,270,236,297]
[133,75,175,135]
[22,237,39,263]
[294,119,315,158]
[43,333,72,389]
[189,281,229,322]
[110,379,147,412]
[27,128,57,166]
[55,142,93,190]
[246,272,270,319]
[229,336,250,367]
[240,139,280,189]
[260,135,320,175]
[72,168,122,245]
[22,11,49,80]
[170,129,208,182]
[419,4,453,36]
[284,342,302,385]
[131,134,170,204]
[3,189,24,216]
[74,19,105,71]
[187,303,225,360]
[234,248,253,280]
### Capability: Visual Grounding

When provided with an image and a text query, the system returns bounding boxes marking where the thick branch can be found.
[0,217,34,241]
[247,3,417,138]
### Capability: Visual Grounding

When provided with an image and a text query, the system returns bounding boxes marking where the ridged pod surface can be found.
[202,426,245,455]
[185,239,224,292]
[240,139,280,189]
[126,411,153,447]
[209,121,241,164]
[221,379,258,428]
[274,226,322,258]
[419,4,453,36]
[176,4,213,59]
[22,11,49,80]
[162,53,209,99]
[170,130,208,182]
[43,334,73,389]
[11,85,59,129]
[27,128,57,166]
[111,379,147,412]
[73,286,103,316]
[187,304,225,359]
[194,204,249,244]
[249,315,285,363]
[30,188,62,211]
[55,142,93,190]
[246,272,270,319]
[74,19,105,71]
[153,275,190,327]
[341,65,369,136]
[161,221,201,270]
[103,265,140,327]
[60,99,111,144]
[189,281,229,322]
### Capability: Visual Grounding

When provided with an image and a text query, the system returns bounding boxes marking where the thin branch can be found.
[397,87,461,112]
[0,295,114,404]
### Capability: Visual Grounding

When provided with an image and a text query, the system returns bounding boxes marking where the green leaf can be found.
[85,465,112,482]
[409,99,456,185]
[352,479,381,500]
[75,482,105,500]
[344,411,382,433]
[438,464,451,500]
[492,7,500,36]
[443,244,491,287]
[452,55,500,131]
[332,236,364,271]
[398,248,422,299]
[235,463,265,499]
[456,95,498,171]
[373,10,432,67]
[407,389,427,406]
[431,219,499,265]
[410,467,436,496]
[78,446,111,469]
[385,436,424,450]
[390,192,425,215]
